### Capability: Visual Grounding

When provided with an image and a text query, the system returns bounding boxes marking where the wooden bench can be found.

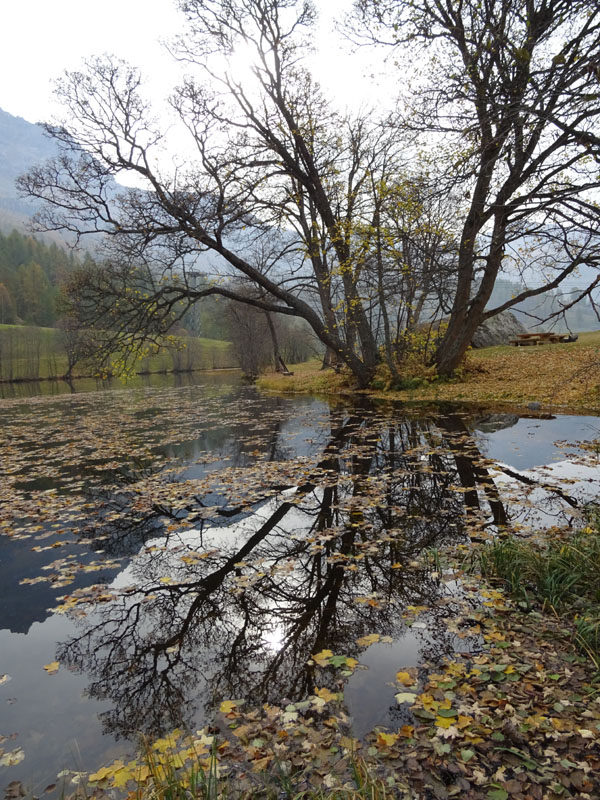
[509,332,575,346]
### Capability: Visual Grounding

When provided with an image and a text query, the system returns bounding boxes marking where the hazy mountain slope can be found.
[0,108,58,232]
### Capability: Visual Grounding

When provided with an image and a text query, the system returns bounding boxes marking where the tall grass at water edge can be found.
[471,506,600,670]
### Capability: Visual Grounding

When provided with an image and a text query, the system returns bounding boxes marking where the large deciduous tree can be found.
[354,0,600,374]
[19,0,416,387]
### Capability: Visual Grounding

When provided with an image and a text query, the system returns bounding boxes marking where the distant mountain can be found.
[0,108,60,233]
[488,277,600,333]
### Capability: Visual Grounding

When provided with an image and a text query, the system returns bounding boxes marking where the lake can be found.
[1,373,599,793]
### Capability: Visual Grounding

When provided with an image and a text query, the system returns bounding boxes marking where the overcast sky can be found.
[1,0,383,126]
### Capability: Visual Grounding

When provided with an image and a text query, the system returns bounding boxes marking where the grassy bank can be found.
[257,332,600,410]
[0,324,236,382]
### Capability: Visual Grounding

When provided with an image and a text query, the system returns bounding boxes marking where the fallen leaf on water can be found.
[312,649,333,666]
[43,662,59,674]
[314,687,338,703]
[356,633,380,647]
[0,748,25,767]
[395,692,417,705]
[396,670,416,686]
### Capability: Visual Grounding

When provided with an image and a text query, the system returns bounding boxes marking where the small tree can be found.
[0,282,16,324]
[56,315,98,379]
[226,301,272,378]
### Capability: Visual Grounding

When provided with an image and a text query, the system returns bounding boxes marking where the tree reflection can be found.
[58,406,508,740]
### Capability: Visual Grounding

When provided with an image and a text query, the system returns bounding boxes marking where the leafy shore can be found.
[257,332,600,411]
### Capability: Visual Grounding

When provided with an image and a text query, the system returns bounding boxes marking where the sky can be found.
[1,0,383,126]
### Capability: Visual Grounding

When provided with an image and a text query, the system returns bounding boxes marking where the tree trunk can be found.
[264,311,282,371]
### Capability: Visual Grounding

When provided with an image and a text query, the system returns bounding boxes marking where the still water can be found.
[1,373,598,792]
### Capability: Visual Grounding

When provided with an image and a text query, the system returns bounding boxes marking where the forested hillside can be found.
[0,229,87,326]
[0,230,79,325]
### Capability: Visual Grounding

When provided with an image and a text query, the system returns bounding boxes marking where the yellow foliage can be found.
[312,648,334,666]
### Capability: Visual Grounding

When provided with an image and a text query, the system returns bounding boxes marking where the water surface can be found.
[1,374,598,792]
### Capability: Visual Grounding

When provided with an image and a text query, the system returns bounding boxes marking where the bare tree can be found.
[56,315,99,379]
[353,0,600,374]
[19,1,401,387]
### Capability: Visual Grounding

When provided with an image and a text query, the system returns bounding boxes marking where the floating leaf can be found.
[356,633,380,647]
[312,649,333,666]
[314,687,338,703]
[0,748,25,767]
[396,670,416,686]
[329,655,358,670]
[395,692,417,705]
[43,661,59,674]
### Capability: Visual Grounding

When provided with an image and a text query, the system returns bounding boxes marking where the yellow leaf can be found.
[152,733,179,752]
[312,649,333,666]
[356,633,380,647]
[484,631,506,642]
[133,764,151,783]
[88,766,113,783]
[219,700,238,714]
[377,731,399,747]
[435,716,454,728]
[445,661,466,676]
[112,768,132,788]
[314,687,338,703]
[396,670,416,687]
[43,661,59,674]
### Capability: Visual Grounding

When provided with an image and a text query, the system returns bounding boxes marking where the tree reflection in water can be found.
[58,405,509,741]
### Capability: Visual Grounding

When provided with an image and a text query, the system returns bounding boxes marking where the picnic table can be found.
[509,332,575,346]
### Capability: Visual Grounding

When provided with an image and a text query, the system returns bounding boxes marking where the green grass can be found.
[0,324,236,382]
[471,508,600,669]
[465,329,600,362]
